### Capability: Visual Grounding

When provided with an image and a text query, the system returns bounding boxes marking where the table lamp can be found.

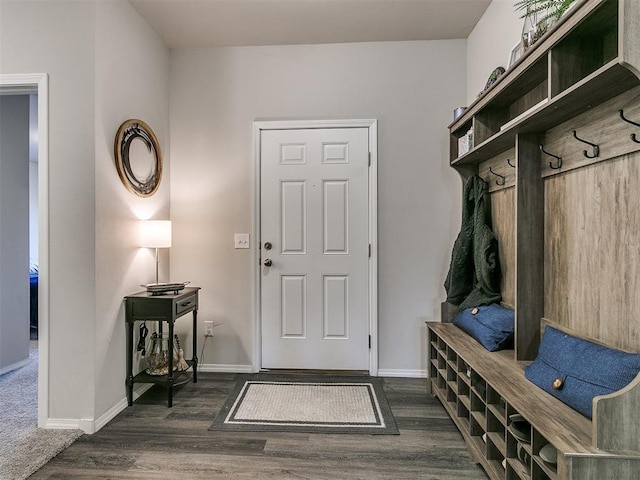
[140,220,172,285]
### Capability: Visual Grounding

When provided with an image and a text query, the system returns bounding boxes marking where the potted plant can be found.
[515,0,576,50]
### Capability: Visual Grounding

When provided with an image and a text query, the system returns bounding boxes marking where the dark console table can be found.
[125,286,200,407]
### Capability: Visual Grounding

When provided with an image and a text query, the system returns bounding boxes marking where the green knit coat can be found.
[444,175,502,310]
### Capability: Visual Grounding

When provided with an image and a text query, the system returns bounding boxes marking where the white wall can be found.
[170,40,466,375]
[1,0,97,422]
[93,0,170,422]
[0,95,30,373]
[0,0,520,429]
[0,0,170,430]
[466,0,523,104]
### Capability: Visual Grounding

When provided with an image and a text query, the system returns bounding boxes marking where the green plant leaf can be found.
[514,0,575,21]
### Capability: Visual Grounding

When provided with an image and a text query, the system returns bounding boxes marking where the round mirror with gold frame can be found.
[114,119,162,197]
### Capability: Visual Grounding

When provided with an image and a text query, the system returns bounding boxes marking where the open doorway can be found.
[0,92,39,436]
[0,93,32,366]
[0,73,49,427]
[29,94,39,342]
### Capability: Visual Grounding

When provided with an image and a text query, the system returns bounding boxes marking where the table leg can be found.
[192,309,198,383]
[167,320,174,408]
[126,321,134,406]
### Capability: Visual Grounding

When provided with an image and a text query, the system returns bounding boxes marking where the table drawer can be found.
[176,293,197,316]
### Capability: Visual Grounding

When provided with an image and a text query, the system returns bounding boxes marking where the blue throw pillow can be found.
[453,304,514,352]
[525,326,640,418]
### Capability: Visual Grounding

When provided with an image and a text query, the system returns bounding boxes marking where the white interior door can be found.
[260,127,370,370]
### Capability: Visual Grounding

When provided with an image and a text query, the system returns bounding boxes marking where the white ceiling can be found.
[129,0,492,49]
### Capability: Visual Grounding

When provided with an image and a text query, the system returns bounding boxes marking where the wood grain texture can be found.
[30,373,488,480]
[453,61,639,167]
[541,85,640,178]
[428,323,640,479]
[488,187,515,308]
[477,149,517,308]
[445,2,640,477]
[478,149,516,193]
[428,323,593,456]
[549,0,618,95]
[448,0,600,134]
[594,372,640,454]
[475,109,507,146]
[567,455,640,480]
[544,152,640,351]
[507,77,548,120]
[441,301,458,324]
[515,133,545,360]
[621,0,640,78]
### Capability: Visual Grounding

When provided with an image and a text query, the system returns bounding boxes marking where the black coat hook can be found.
[572,130,600,158]
[540,144,562,169]
[507,158,516,168]
[489,167,506,186]
[619,109,640,144]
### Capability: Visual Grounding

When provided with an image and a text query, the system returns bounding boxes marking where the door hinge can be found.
[368,152,371,166]
[368,244,372,257]
[368,335,372,349]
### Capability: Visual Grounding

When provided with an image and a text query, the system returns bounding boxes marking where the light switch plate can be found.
[234,233,250,249]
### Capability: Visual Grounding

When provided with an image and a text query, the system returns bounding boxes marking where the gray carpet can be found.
[0,342,83,480]
[210,374,399,434]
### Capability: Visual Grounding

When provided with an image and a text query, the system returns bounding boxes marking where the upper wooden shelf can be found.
[449,0,640,165]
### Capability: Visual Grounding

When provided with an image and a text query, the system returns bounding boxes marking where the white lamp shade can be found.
[140,220,172,248]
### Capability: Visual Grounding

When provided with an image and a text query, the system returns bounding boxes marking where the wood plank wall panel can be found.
[544,152,640,352]
[540,86,640,178]
[622,0,640,77]
[479,148,516,192]
[490,187,515,307]
[515,133,545,360]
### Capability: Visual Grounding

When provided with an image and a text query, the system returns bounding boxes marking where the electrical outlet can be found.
[204,321,214,337]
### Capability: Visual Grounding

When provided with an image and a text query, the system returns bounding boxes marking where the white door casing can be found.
[252,120,378,373]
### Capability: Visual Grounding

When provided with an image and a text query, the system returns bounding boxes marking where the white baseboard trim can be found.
[198,363,254,373]
[44,384,153,434]
[93,383,154,433]
[0,357,29,376]
[93,398,127,434]
[377,368,428,378]
[44,417,93,433]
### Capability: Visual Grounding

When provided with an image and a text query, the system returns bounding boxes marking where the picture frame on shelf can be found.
[508,41,523,69]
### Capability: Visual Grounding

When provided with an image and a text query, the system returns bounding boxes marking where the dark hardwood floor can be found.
[30,373,487,479]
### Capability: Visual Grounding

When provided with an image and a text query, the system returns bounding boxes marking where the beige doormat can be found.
[210,375,399,434]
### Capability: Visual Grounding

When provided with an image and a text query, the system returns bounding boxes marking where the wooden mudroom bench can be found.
[427,321,640,480]
[437,0,640,477]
